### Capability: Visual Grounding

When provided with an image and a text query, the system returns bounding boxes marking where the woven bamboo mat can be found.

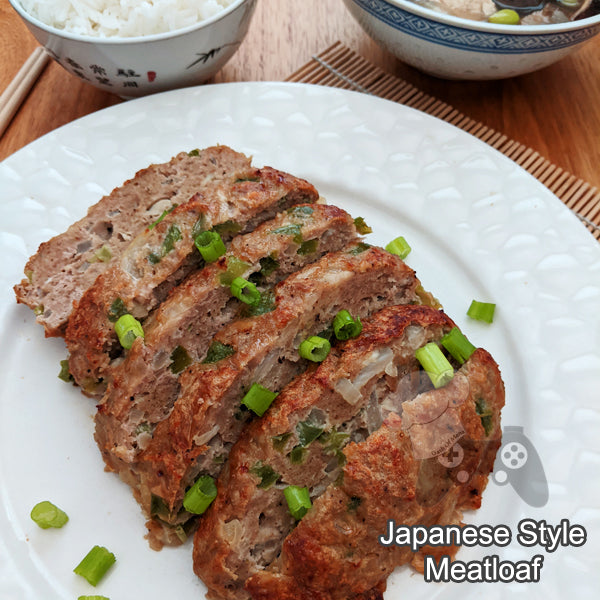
[286,41,600,241]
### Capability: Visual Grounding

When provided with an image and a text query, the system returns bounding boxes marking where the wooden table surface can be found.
[1,0,599,189]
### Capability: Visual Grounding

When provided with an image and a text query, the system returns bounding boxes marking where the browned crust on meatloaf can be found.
[135,245,421,546]
[65,165,318,395]
[14,146,254,337]
[245,348,504,599]
[192,305,456,600]
[94,204,360,473]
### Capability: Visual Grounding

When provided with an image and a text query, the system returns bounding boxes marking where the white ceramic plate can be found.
[0,82,598,599]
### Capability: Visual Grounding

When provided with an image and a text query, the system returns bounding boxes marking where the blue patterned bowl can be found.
[343,0,600,79]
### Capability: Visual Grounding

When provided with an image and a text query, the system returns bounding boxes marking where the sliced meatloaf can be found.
[94,204,360,474]
[135,244,421,548]
[65,165,318,395]
[245,347,505,600]
[14,146,255,337]
[192,304,457,600]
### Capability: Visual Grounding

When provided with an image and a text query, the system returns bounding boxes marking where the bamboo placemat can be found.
[286,42,600,241]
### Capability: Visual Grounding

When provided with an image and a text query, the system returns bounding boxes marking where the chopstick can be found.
[0,46,50,139]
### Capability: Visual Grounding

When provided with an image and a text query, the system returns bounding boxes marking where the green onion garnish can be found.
[194,230,226,263]
[183,475,218,515]
[353,216,372,234]
[169,345,192,374]
[230,277,261,306]
[107,297,128,323]
[30,501,69,529]
[89,244,112,263]
[202,341,235,364]
[415,342,454,389]
[296,420,324,446]
[78,596,110,600]
[440,327,476,364]
[58,359,74,383]
[250,462,280,489]
[284,486,312,520]
[333,309,363,340]
[298,336,331,362]
[467,300,496,323]
[148,205,176,230]
[241,383,278,417]
[114,314,144,349]
[271,432,292,452]
[219,256,251,286]
[73,545,116,587]
[385,236,411,259]
[297,239,318,256]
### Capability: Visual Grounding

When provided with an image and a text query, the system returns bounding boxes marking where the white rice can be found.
[19,0,237,37]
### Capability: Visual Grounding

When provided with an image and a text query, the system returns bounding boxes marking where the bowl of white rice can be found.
[8,0,257,97]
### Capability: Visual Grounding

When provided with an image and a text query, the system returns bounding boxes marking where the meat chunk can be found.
[245,348,504,600]
[192,305,457,600]
[14,146,255,337]
[65,163,318,395]
[134,245,421,548]
[94,204,361,475]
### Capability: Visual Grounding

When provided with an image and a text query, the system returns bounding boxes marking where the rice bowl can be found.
[18,0,238,38]
[8,0,257,97]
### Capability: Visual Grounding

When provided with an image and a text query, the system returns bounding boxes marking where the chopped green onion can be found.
[298,336,331,362]
[114,314,144,349]
[475,397,494,436]
[212,220,242,237]
[271,224,303,244]
[333,310,363,340]
[188,148,200,156]
[183,475,218,514]
[385,236,411,259]
[230,277,261,306]
[353,216,372,234]
[415,342,454,389]
[219,256,251,286]
[271,432,292,452]
[169,345,192,374]
[73,545,115,587]
[33,304,44,316]
[467,300,496,323]
[162,224,182,254]
[347,242,371,255]
[297,239,318,256]
[296,420,324,446]
[148,205,176,230]
[78,596,110,600]
[289,446,307,464]
[441,327,476,364]
[202,341,235,364]
[241,383,278,417]
[287,205,314,217]
[89,244,112,263]
[58,359,74,383]
[239,289,277,318]
[250,462,280,489]
[194,230,226,262]
[107,297,128,323]
[284,486,312,520]
[30,501,69,529]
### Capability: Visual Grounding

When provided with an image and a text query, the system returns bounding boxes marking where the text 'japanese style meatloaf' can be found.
[14,146,258,337]
[95,204,361,476]
[64,158,318,395]
[192,304,504,600]
[131,244,422,548]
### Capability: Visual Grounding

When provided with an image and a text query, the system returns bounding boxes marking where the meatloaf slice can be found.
[94,204,361,474]
[192,305,457,600]
[135,244,421,548]
[245,347,505,600]
[14,146,254,337]
[65,164,318,395]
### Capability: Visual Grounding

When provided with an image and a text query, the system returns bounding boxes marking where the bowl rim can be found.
[355,0,600,34]
[8,0,252,43]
